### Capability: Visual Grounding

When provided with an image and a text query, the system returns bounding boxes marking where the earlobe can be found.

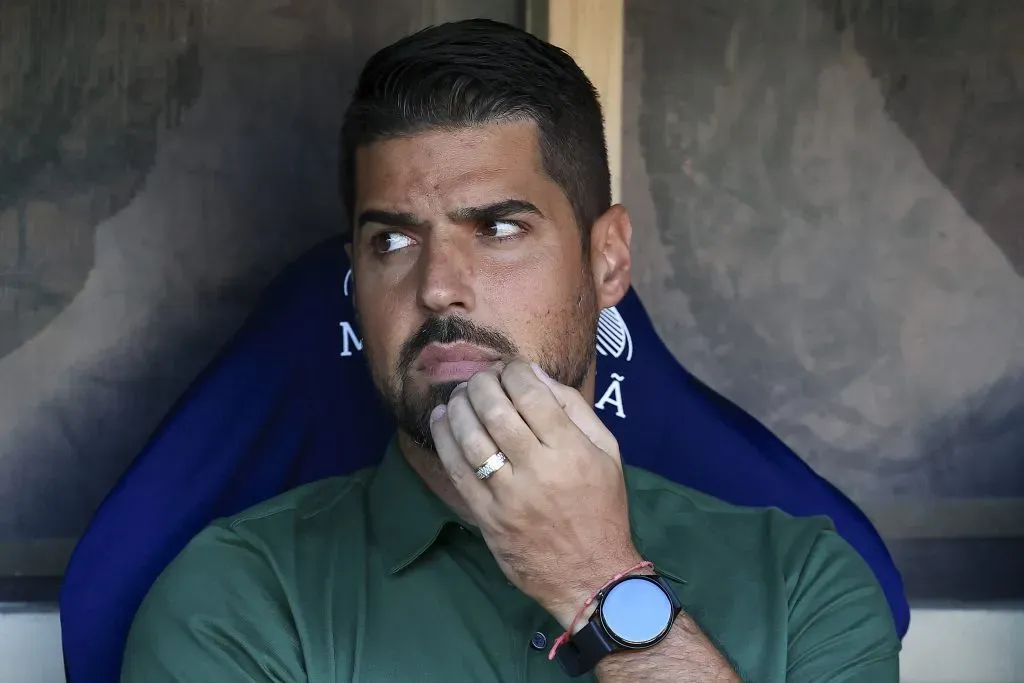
[589,204,633,309]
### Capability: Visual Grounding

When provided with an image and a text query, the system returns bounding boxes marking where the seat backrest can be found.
[60,236,909,683]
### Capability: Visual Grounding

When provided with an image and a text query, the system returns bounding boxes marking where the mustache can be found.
[397,316,519,374]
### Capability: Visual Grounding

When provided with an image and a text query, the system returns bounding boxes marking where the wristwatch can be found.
[554,573,681,677]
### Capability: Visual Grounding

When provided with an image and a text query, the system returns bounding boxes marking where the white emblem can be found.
[596,306,632,361]
[339,321,363,357]
[595,372,626,418]
[340,268,362,356]
[343,268,353,297]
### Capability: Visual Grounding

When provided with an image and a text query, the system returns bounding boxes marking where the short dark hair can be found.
[340,19,610,239]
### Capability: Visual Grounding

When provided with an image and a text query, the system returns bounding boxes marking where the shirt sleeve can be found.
[786,528,901,683]
[120,523,306,683]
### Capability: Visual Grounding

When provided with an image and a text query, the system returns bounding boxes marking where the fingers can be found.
[495,361,574,447]
[464,366,543,457]
[529,364,620,463]
[431,358,622,496]
[478,359,619,464]
[428,404,493,506]
[446,382,512,481]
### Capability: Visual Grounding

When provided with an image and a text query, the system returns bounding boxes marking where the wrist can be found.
[544,548,648,631]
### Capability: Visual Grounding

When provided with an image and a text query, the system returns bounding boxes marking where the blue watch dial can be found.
[601,577,674,645]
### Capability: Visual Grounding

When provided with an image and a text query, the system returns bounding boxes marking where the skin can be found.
[348,121,739,681]
[350,122,598,452]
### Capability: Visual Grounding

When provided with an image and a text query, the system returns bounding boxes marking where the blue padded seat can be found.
[60,236,908,683]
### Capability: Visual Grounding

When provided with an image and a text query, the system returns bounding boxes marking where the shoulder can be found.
[624,464,835,550]
[139,469,376,616]
[622,464,885,612]
[624,466,899,678]
[123,470,378,678]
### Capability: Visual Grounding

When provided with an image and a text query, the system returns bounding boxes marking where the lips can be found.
[415,342,502,382]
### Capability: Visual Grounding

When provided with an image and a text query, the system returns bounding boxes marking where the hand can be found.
[428,359,644,628]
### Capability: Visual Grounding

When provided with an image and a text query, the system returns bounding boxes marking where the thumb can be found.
[532,364,621,463]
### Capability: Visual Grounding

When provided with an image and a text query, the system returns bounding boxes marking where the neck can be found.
[398,431,478,524]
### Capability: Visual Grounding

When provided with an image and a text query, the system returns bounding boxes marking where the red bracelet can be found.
[548,560,655,661]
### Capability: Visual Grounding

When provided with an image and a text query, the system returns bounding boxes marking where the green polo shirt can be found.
[122,439,899,682]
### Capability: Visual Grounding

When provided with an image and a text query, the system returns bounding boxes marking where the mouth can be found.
[414,342,503,382]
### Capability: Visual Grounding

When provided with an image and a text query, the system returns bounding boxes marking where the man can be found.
[122,19,899,682]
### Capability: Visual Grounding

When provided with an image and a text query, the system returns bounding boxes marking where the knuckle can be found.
[515,384,547,411]
[481,403,507,426]
[447,466,470,486]
[470,436,496,459]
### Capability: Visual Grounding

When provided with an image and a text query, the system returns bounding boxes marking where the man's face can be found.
[350,122,599,449]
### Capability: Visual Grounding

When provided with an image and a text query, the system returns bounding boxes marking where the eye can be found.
[371,231,415,254]
[479,220,526,241]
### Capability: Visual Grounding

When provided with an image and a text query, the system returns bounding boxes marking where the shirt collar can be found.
[367,440,690,585]
[368,436,461,574]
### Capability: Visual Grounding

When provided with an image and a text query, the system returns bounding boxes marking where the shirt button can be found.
[530,631,548,650]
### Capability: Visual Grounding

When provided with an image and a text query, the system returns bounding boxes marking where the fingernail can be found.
[430,404,447,422]
[454,381,469,392]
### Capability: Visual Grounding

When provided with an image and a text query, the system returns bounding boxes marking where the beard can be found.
[366,285,598,452]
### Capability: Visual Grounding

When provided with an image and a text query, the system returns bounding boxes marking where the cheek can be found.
[356,291,407,372]
[484,257,586,349]
[489,235,582,302]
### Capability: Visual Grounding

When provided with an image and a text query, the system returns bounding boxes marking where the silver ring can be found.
[474,451,508,480]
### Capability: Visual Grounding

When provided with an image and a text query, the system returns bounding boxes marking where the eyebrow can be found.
[446,199,545,224]
[356,209,422,230]
[356,198,545,231]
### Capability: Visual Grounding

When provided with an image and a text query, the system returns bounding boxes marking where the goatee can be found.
[366,286,597,452]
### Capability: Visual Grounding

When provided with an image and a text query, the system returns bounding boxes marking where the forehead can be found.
[353,122,561,212]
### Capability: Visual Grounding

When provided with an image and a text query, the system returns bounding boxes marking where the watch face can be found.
[601,577,674,646]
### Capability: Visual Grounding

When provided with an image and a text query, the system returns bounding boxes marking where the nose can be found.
[417,232,476,314]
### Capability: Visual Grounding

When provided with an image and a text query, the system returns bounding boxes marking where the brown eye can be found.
[372,231,415,254]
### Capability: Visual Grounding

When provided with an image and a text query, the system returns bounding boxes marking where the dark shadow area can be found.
[890,537,1024,602]
[0,577,62,604]
[0,0,203,357]
[916,372,1024,498]
[0,0,522,553]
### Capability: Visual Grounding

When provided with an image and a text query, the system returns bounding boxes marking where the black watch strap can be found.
[553,620,614,678]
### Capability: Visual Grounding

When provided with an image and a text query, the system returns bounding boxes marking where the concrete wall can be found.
[622,0,1024,599]
[0,0,521,551]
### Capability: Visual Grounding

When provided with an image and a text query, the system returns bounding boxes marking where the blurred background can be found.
[1,1,1021,680]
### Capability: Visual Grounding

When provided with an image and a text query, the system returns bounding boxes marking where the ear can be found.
[587,204,633,309]
[344,240,353,262]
